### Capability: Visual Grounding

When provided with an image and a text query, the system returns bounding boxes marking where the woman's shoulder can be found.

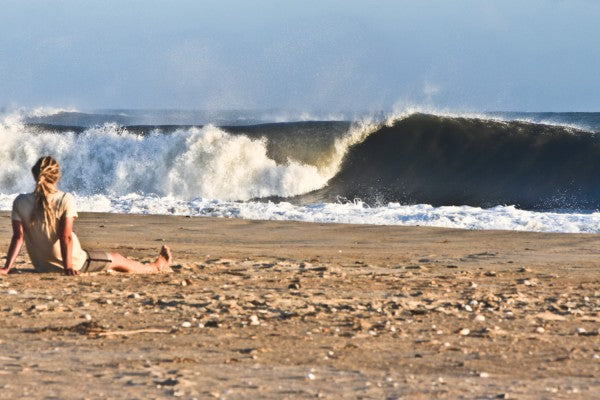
[54,190,73,199]
[51,190,74,204]
[11,193,34,219]
[13,192,34,204]
[56,191,79,215]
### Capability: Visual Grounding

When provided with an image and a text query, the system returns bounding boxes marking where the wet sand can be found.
[1,211,599,399]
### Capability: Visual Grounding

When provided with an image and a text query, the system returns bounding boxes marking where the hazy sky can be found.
[1,0,599,112]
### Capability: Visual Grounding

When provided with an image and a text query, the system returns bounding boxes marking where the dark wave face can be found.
[298,114,600,210]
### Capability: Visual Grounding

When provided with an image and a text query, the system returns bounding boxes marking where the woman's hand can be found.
[64,267,80,276]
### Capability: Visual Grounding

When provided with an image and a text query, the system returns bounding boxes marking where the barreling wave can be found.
[301,113,600,210]
[2,110,600,210]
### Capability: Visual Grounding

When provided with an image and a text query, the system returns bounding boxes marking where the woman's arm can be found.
[1,220,25,274]
[59,216,79,276]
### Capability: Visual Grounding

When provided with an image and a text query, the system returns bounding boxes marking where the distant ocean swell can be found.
[1,109,599,233]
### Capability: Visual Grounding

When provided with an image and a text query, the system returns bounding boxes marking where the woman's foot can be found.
[153,245,173,273]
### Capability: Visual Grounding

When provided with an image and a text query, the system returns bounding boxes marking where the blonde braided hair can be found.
[31,156,61,234]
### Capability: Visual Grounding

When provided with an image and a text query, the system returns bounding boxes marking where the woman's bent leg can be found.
[107,245,173,274]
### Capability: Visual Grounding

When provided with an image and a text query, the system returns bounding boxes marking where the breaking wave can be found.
[305,113,600,210]
[0,113,370,201]
[2,108,600,232]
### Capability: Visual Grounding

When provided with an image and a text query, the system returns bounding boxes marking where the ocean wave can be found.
[0,121,338,201]
[304,113,600,210]
[3,109,600,210]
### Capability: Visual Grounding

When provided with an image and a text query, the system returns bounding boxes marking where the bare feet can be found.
[153,245,173,273]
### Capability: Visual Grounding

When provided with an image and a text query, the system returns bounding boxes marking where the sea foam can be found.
[1,193,597,233]
[0,116,345,201]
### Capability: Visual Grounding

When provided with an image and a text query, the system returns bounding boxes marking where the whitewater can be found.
[1,108,599,233]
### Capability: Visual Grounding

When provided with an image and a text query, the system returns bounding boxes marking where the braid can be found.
[31,156,61,234]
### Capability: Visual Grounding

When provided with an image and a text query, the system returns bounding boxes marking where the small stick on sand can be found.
[96,328,170,337]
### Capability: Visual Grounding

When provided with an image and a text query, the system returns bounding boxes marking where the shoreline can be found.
[1,211,599,398]
[4,210,600,263]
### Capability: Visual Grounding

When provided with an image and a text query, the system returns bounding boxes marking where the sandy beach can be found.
[1,211,599,399]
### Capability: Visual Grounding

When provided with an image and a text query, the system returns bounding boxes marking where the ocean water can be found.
[1,108,599,233]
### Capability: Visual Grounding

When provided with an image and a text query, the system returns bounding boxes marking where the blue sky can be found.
[1,0,599,112]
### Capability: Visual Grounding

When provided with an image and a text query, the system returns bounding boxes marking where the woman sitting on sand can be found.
[1,156,173,275]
